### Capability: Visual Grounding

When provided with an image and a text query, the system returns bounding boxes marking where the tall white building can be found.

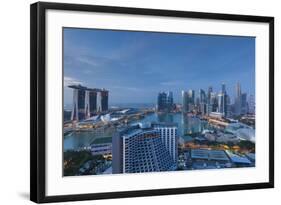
[71,88,79,121]
[96,91,102,112]
[235,82,242,115]
[218,93,226,116]
[84,90,91,119]
[68,85,109,121]
[152,123,178,162]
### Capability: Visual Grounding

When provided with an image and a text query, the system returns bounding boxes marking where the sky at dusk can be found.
[63,28,255,106]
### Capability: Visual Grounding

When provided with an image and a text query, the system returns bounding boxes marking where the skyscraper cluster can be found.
[182,90,195,113]
[181,82,252,117]
[217,83,228,116]
[234,83,249,116]
[69,84,109,121]
[157,91,174,112]
[206,84,227,116]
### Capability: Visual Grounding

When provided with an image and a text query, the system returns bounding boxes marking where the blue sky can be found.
[64,28,255,105]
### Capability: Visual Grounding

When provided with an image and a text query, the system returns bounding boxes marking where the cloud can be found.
[64,54,124,73]
[64,76,83,87]
[160,81,184,86]
[111,85,144,92]
[77,56,100,67]
[108,38,148,61]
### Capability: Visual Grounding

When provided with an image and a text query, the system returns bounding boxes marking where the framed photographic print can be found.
[30,2,274,203]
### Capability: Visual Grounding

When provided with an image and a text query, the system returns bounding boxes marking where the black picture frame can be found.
[30,1,274,203]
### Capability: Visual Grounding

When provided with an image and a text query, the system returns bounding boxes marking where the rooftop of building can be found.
[151,122,178,128]
[68,84,108,92]
[191,149,230,161]
[225,122,255,142]
[181,135,194,142]
[118,122,178,139]
[123,128,158,139]
[225,150,252,164]
[128,122,177,129]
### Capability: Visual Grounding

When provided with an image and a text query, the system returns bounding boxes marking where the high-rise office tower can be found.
[112,123,176,174]
[167,91,173,110]
[206,87,213,115]
[207,86,213,104]
[188,89,195,105]
[187,89,195,112]
[210,92,218,112]
[199,89,206,114]
[236,82,241,98]
[218,93,227,116]
[195,97,200,108]
[206,103,213,115]
[182,90,195,112]
[157,91,173,112]
[241,93,248,114]
[218,93,223,113]
[157,92,167,111]
[218,83,228,116]
[222,83,226,94]
[210,92,216,105]
[235,82,242,115]
[182,90,189,113]
[199,89,206,104]
[226,95,232,117]
[200,103,207,115]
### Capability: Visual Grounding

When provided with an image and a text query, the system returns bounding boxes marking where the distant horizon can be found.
[64,82,254,106]
[64,28,255,105]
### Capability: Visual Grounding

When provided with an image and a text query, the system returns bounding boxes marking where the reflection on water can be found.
[64,112,212,150]
[138,113,212,137]
[64,126,116,150]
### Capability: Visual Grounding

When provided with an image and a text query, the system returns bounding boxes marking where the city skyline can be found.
[64,28,255,105]
[63,28,256,177]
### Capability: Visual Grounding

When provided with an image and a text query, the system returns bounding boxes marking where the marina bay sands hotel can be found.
[68,85,109,121]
